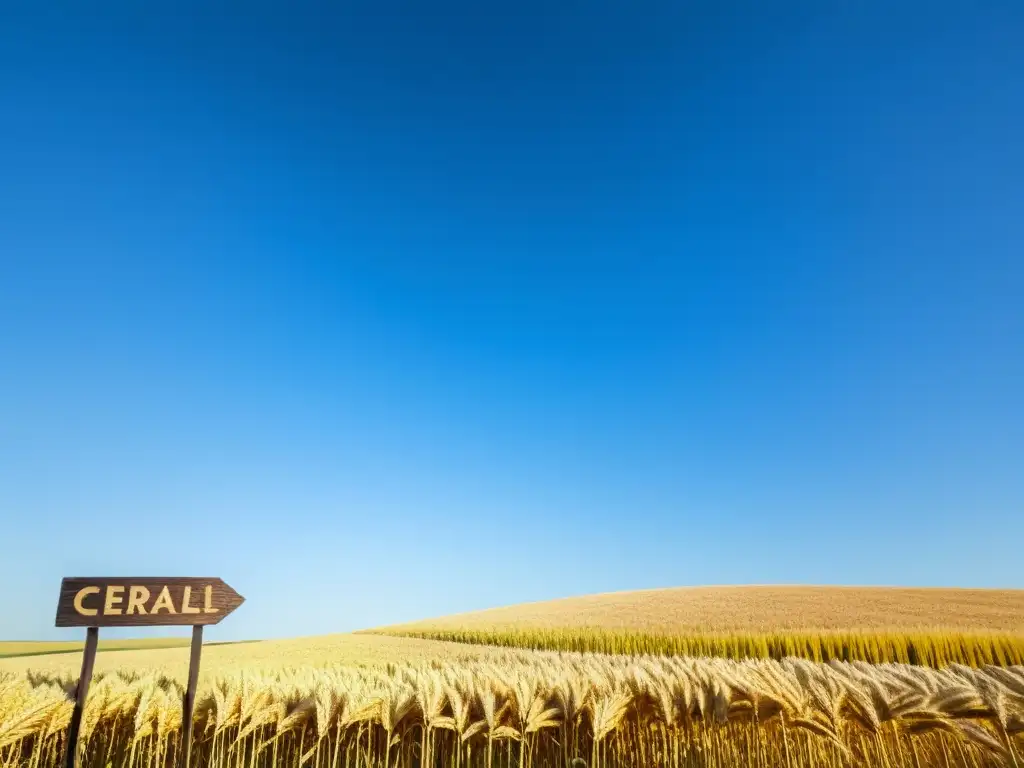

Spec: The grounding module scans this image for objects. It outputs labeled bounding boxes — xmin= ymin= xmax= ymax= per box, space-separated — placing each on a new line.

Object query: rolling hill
xmin=374 ymin=585 xmax=1024 ymax=634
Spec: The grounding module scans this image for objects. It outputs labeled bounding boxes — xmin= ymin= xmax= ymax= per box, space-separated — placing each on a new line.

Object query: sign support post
xmin=179 ymin=625 xmax=204 ymax=768
xmin=55 ymin=577 xmax=243 ymax=768
xmin=64 ymin=626 xmax=99 ymax=768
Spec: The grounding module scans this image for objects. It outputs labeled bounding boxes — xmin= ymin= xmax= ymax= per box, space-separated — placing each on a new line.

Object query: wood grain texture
xmin=64 ymin=626 xmax=98 ymax=768
xmin=55 ymin=577 xmax=244 ymax=627
xmin=178 ymin=626 xmax=204 ymax=768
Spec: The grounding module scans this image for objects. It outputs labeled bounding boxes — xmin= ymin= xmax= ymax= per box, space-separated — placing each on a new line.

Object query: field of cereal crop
xmin=3 ymin=586 xmax=1023 ymax=767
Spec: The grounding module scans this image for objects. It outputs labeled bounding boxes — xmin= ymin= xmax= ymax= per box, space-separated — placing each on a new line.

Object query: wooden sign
xmin=56 ymin=576 xmax=243 ymax=768
xmin=55 ymin=577 xmax=244 ymax=627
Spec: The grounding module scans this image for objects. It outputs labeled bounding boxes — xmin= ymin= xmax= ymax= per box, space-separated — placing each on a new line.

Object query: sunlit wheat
xmin=2 ymin=650 xmax=1023 ymax=767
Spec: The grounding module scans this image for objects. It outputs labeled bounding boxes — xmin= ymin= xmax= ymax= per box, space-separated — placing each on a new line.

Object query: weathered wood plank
xmin=64 ymin=626 xmax=98 ymax=768
xmin=179 ymin=625 xmax=204 ymax=768
xmin=55 ymin=577 xmax=244 ymax=627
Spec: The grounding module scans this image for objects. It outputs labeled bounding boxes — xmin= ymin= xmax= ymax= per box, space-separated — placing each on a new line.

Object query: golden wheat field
xmin=380 ymin=587 xmax=1024 ymax=634
xmin=373 ymin=587 xmax=1024 ymax=667
xmin=0 ymin=635 xmax=504 ymax=679
xmin=3 ymin=649 xmax=1024 ymax=768
xmin=0 ymin=640 xmax=191 ymax=660
xmin=3 ymin=586 xmax=1024 ymax=767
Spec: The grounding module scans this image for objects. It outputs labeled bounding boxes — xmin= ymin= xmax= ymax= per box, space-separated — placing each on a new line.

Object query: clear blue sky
xmin=1 ymin=1 xmax=1021 ymax=642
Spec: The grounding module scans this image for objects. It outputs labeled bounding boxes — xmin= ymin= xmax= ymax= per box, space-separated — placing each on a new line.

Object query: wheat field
xmin=0 ymin=640 xmax=191 ymax=660
xmin=3 ymin=649 xmax=1024 ymax=768
xmin=4 ymin=586 xmax=1024 ymax=766
xmin=380 ymin=586 xmax=1024 ymax=635
xmin=372 ymin=586 xmax=1024 ymax=668
xmin=0 ymin=635 xmax=504 ymax=679
xmin=374 ymin=627 xmax=1024 ymax=667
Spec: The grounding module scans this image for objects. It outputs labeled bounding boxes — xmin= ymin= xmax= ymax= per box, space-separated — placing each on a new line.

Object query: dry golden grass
xmin=0 ymin=633 xmax=504 ymax=678
xmin=371 ymin=587 xmax=1024 ymax=667
xmin=0 ymin=638 xmax=190 ymax=659
xmin=380 ymin=626 xmax=1024 ymax=666
xmin=381 ymin=586 xmax=1024 ymax=635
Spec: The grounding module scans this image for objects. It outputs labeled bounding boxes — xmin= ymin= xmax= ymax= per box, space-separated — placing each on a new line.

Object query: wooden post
xmin=179 ymin=625 xmax=204 ymax=768
xmin=64 ymin=626 xmax=99 ymax=768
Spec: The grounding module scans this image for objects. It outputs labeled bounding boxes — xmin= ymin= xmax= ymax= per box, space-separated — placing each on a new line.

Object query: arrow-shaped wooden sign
xmin=55 ymin=576 xmax=244 ymax=768
xmin=56 ymin=576 xmax=244 ymax=627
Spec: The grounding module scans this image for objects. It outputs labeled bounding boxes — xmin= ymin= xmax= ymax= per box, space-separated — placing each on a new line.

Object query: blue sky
xmin=1 ymin=1 xmax=1021 ymax=641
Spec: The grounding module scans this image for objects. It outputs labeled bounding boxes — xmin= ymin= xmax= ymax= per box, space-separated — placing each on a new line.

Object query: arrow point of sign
xmin=216 ymin=579 xmax=245 ymax=616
